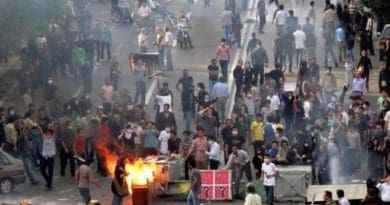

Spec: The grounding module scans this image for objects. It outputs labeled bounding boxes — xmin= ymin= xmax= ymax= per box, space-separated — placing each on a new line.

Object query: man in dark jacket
xmin=250 ymin=41 xmax=269 ymax=86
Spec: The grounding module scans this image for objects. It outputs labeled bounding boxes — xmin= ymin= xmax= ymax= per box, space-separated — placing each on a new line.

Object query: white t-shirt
xmin=164 ymin=31 xmax=174 ymax=46
xmin=158 ymin=130 xmax=170 ymax=154
xmin=377 ymin=183 xmax=390 ymax=202
xmin=338 ymin=197 xmax=350 ymax=205
xmin=275 ymin=10 xmax=287 ymax=25
xmin=293 ymin=30 xmax=306 ymax=49
xmin=156 ymin=95 xmax=172 ymax=112
xmin=261 ymin=162 xmax=277 ymax=186
xmin=266 ymin=95 xmax=280 ymax=112
xmin=138 ymin=6 xmax=151 ymax=17
xmin=384 ymin=111 xmax=390 ymax=132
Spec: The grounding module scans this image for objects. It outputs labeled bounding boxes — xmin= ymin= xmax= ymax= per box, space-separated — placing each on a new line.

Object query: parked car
xmin=0 ymin=150 xmax=26 ymax=194
xmin=378 ymin=24 xmax=390 ymax=61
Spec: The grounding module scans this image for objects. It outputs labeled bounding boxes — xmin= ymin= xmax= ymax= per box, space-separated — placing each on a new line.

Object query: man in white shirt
xmin=352 ymin=71 xmax=366 ymax=96
xmin=336 ymin=189 xmax=350 ymax=205
xmin=158 ymin=125 xmax=171 ymax=155
xmin=137 ymin=2 xmax=152 ymax=28
xmin=266 ymin=89 xmax=280 ymax=113
xmin=273 ymin=4 xmax=287 ymax=34
xmin=164 ymin=27 xmax=174 ymax=70
xmin=377 ymin=174 xmax=390 ymax=203
xmin=303 ymin=96 xmax=313 ymax=120
xmin=293 ymin=25 xmax=306 ymax=67
xmin=205 ymin=136 xmax=221 ymax=170
xmin=385 ymin=110 xmax=390 ymax=135
xmin=261 ymin=154 xmax=278 ymax=205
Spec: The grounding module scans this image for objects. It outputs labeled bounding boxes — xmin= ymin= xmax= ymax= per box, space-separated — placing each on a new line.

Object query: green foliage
xmin=0 ymin=0 xmax=66 ymax=53
xmin=361 ymin=0 xmax=390 ymax=23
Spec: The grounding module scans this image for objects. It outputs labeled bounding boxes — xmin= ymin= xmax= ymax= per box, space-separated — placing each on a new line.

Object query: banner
xmin=199 ymin=170 xmax=232 ymax=200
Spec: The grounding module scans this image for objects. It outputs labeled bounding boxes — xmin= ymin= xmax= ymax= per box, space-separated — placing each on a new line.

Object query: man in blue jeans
xmin=261 ymin=154 xmax=278 ymax=205
xmin=187 ymin=164 xmax=202 ymax=205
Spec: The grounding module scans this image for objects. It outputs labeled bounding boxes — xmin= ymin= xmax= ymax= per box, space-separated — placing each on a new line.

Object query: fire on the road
xmin=96 ymin=141 xmax=157 ymax=193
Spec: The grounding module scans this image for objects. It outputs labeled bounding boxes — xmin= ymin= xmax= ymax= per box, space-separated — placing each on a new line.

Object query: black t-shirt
xmin=178 ymin=76 xmax=194 ymax=92
xmin=208 ymin=65 xmax=219 ymax=80
xmin=168 ymin=137 xmax=181 ymax=154
xmin=282 ymin=33 xmax=295 ymax=51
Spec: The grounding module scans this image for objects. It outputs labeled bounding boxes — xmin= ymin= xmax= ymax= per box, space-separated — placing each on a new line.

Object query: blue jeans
xmin=22 ymin=156 xmax=38 ymax=184
xmin=224 ymin=25 xmax=232 ymax=44
xmin=295 ymin=48 xmax=305 ymax=66
xmin=347 ymin=49 xmax=354 ymax=61
xmin=112 ymin=194 xmax=123 ymax=205
xmin=209 ymin=80 xmax=217 ymax=93
xmin=187 ymin=190 xmax=200 ymax=205
xmin=264 ymin=185 xmax=274 ymax=205
xmin=324 ymin=45 xmax=337 ymax=66
xmin=219 ymin=60 xmax=229 ymax=78
xmin=40 ymin=156 xmax=55 ymax=188
xmin=183 ymin=110 xmax=194 ymax=132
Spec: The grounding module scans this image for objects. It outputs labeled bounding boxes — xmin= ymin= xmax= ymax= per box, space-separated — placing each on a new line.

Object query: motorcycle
xmin=111 ymin=0 xmax=135 ymax=23
xmin=155 ymin=0 xmax=177 ymax=28
xmin=176 ymin=26 xmax=192 ymax=49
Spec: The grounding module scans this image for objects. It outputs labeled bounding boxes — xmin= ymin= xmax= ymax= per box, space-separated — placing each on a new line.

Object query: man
xmin=303 ymin=17 xmax=317 ymax=59
xmin=158 ymin=125 xmax=171 ymax=155
xmin=207 ymin=59 xmax=220 ymax=92
xmin=100 ymin=79 xmax=114 ymax=114
xmin=282 ymin=30 xmax=295 ymax=73
xmin=286 ymin=10 xmax=299 ymax=33
xmin=176 ymin=69 xmax=194 ymax=94
xmin=187 ymin=126 xmax=209 ymax=169
xmin=250 ymin=114 xmax=265 ymax=152
xmin=155 ymin=104 xmax=177 ymax=131
xmin=187 ymin=164 xmax=202 ymax=205
xmin=71 ymin=43 xmax=86 ymax=82
xmin=257 ymin=0 xmax=266 ymax=33
xmin=180 ymin=130 xmax=193 ymax=180
xmin=261 ymin=154 xmax=278 ymax=205
xmin=211 ymin=76 xmax=229 ymax=121
xmin=137 ymin=2 xmax=152 ymax=29
xmin=352 ymin=71 xmax=366 ymax=97
xmin=164 ymin=27 xmax=174 ymax=70
xmin=196 ymin=107 xmax=219 ymax=138
xmin=216 ymin=39 xmax=230 ymax=78
xmin=246 ymin=33 xmax=259 ymax=55
xmin=336 ymin=25 xmax=347 ymax=64
xmin=76 ymin=159 xmax=101 ymax=204
xmin=100 ymin=22 xmax=112 ymax=61
xmin=221 ymin=8 xmax=233 ymax=44
xmin=177 ymin=10 xmax=193 ymax=48
xmin=132 ymin=59 xmax=147 ymax=106
xmin=337 ymin=189 xmax=350 ymax=205
xmin=323 ymin=26 xmax=339 ymax=68
xmin=250 ymin=41 xmax=269 ymax=85
xmin=205 ymin=136 xmax=221 ymax=169
xmin=224 ymin=144 xmax=252 ymax=198
xmin=377 ymin=174 xmax=390 ymax=204
xmin=323 ymin=190 xmax=337 ymax=205
xmin=293 ymin=25 xmax=306 ymax=69
xmin=60 ymin=121 xmax=76 ymax=177
xmin=168 ymin=130 xmax=181 ymax=154
xmin=273 ymin=4 xmax=288 ymax=34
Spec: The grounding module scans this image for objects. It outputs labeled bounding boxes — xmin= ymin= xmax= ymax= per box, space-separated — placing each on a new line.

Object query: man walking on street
xmin=100 ymin=22 xmax=112 ymax=61
xmin=257 ymin=0 xmax=266 ymax=34
xmin=164 ymin=27 xmax=174 ymax=70
xmin=250 ymin=41 xmax=268 ymax=85
xmin=76 ymin=159 xmax=101 ymax=204
xmin=187 ymin=164 xmax=202 ymax=205
xmin=211 ymin=76 xmax=229 ymax=121
xmin=216 ymin=39 xmax=230 ymax=78
xmin=208 ymin=59 xmax=220 ymax=92
xmin=132 ymin=59 xmax=147 ymax=106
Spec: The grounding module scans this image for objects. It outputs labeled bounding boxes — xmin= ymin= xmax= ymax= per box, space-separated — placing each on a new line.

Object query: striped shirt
xmin=180 ymin=138 xmax=192 ymax=155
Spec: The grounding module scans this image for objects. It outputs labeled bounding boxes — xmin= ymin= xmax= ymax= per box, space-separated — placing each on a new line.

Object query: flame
xmin=96 ymin=138 xmax=158 ymax=193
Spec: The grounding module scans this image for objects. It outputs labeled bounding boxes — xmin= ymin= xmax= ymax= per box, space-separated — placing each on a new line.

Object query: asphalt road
xmin=0 ymin=0 xmax=382 ymax=204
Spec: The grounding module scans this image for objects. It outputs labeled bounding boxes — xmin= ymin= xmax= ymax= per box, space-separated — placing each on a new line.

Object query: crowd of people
xmin=1 ymin=0 xmax=390 ymax=205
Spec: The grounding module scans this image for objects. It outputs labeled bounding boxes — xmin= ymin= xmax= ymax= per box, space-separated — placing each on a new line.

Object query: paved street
xmin=0 ymin=0 xmax=384 ymax=204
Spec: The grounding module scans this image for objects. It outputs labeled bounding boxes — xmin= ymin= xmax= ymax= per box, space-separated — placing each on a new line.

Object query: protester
xmin=76 ymin=159 xmax=101 ymax=204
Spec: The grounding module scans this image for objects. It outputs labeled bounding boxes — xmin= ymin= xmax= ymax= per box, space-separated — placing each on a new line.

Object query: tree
xmin=361 ymin=0 xmax=390 ymax=24
xmin=0 ymin=0 xmax=66 ymax=54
